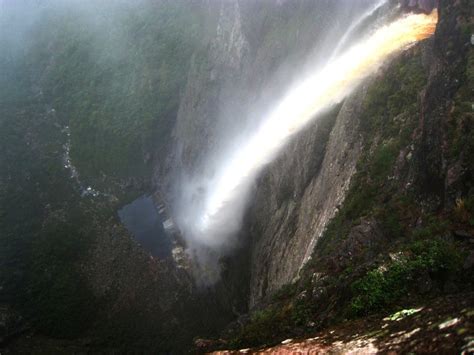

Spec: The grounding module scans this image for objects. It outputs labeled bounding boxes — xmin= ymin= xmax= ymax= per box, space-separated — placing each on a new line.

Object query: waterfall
xmin=329 ymin=0 xmax=389 ymax=60
xmin=176 ymin=6 xmax=438 ymax=256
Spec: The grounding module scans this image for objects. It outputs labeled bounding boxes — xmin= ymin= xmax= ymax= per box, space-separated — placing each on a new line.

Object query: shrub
xmin=230 ymin=306 xmax=292 ymax=348
xmin=349 ymin=237 xmax=464 ymax=316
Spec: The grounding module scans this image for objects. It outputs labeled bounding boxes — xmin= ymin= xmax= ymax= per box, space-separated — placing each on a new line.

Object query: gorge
xmin=0 ymin=0 xmax=473 ymax=353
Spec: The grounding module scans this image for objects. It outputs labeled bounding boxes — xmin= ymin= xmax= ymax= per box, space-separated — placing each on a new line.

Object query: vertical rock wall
xmin=160 ymin=0 xmax=392 ymax=307
xmin=247 ymin=88 xmax=369 ymax=305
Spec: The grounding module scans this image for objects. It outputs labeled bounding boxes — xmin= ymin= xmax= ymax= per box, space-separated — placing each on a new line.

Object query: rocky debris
xmin=210 ymin=293 xmax=474 ymax=354
xmin=329 ymin=218 xmax=386 ymax=272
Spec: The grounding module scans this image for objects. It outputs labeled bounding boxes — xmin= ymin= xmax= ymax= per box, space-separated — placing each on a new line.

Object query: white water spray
xmin=330 ymin=0 xmax=388 ymax=59
xmin=179 ymin=11 xmax=437 ymax=252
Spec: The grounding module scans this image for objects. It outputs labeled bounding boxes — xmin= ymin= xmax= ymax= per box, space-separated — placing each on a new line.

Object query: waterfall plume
xmin=175 ymin=9 xmax=438 ymax=268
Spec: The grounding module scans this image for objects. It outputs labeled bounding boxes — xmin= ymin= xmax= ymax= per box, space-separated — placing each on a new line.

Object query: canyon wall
xmin=161 ymin=0 xmax=391 ymax=306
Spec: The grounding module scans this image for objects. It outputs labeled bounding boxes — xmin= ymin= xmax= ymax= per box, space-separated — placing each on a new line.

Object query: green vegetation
xmin=349 ymin=236 xmax=464 ymax=316
xmin=0 ymin=42 xmax=99 ymax=338
xmin=229 ymin=306 xmax=293 ymax=348
xmin=315 ymin=53 xmax=428 ymax=258
xmin=0 ymin=2 xmax=213 ymax=347
xmin=32 ymin=2 xmax=204 ymax=184
xmin=0 ymin=4 xmax=216 ymax=346
xmin=360 ymin=54 xmax=426 ymax=141
xmin=385 ymin=307 xmax=422 ymax=321
xmin=0 ymin=62 xmax=129 ymax=338
xmin=225 ymin=43 xmax=474 ymax=349
xmin=22 ymin=213 xmax=97 ymax=336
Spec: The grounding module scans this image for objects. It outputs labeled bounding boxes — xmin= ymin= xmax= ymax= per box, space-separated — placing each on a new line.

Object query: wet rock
xmin=400 ymin=0 xmax=438 ymax=14
xmin=331 ymin=218 xmax=386 ymax=271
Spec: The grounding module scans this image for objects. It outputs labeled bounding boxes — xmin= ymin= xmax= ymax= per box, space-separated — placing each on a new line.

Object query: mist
xmin=0 ymin=0 xmax=200 ymax=77
xmin=172 ymin=0 xmax=437 ymax=281
xmin=1 ymin=0 xmax=437 ymax=286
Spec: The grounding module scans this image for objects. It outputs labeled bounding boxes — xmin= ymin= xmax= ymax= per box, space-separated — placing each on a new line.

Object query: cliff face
xmin=163 ymin=0 xmax=473 ymax=349
xmin=413 ymin=0 xmax=472 ymax=207
xmin=247 ymin=88 xmax=367 ymax=306
xmin=162 ymin=0 xmax=387 ymax=306
xmin=205 ymin=0 xmax=473 ymax=350
xmin=171 ymin=1 xmax=249 ymax=175
xmin=163 ymin=0 xmax=379 ymax=184
xmin=245 ymin=0 xmax=464 ymax=307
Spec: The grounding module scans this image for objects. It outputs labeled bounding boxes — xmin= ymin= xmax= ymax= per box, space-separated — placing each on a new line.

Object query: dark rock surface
xmin=412 ymin=0 xmax=471 ymax=208
xmin=400 ymin=0 xmax=438 ymax=14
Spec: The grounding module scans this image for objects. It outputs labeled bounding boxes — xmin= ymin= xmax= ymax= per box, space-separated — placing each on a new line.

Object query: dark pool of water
xmin=118 ymin=195 xmax=172 ymax=258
